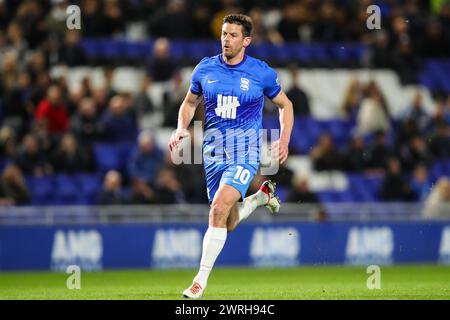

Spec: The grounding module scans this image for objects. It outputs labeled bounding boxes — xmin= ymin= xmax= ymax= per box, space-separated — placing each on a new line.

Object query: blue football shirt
xmin=190 ymin=54 xmax=281 ymax=163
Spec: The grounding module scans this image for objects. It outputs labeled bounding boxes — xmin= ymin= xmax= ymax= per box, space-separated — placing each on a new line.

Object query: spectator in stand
xmin=248 ymin=6 xmax=283 ymax=44
xmin=129 ymin=179 xmax=156 ymax=205
xmin=0 ymin=51 xmax=19 ymax=100
xmin=45 ymin=0 xmax=70 ymax=38
xmin=98 ymin=94 xmax=137 ymax=143
xmin=422 ymin=177 xmax=450 ymax=219
xmin=0 ymin=126 xmax=17 ymax=159
xmin=96 ymin=170 xmax=126 ymax=205
xmin=102 ymin=0 xmax=126 ymax=37
xmin=418 ymin=20 xmax=450 ymax=58
xmin=35 ymin=84 xmax=70 ymax=135
xmin=399 ymin=135 xmax=432 ymax=172
xmin=410 ymin=164 xmax=432 ymax=201
xmin=356 ymin=80 xmax=390 ymax=136
xmin=133 ymin=77 xmax=154 ymax=119
xmin=400 ymin=90 xmax=431 ymax=132
xmin=154 ymin=168 xmax=186 ymax=204
xmin=341 ymin=75 xmax=363 ymax=118
xmin=428 ymin=123 xmax=450 ymax=159
xmin=396 ymin=119 xmax=421 ymax=151
xmin=286 ymin=65 xmax=310 ymax=117
xmin=57 ymin=30 xmax=87 ymax=66
xmin=147 ymin=0 xmax=193 ymax=39
xmin=146 ymin=37 xmax=177 ymax=83
xmin=171 ymin=126 xmax=208 ymax=203
xmin=342 ymin=134 xmax=367 ymax=172
xmin=287 ymin=177 xmax=319 ymax=203
xmin=128 ymin=130 xmax=164 ymax=185
xmin=6 ymin=21 xmax=28 ymax=62
xmin=276 ymin=2 xmax=301 ymax=42
xmin=287 ymin=176 xmax=328 ymax=221
xmin=310 ymin=133 xmax=342 ymax=171
xmin=51 ymin=133 xmax=91 ymax=173
xmin=70 ymin=97 xmax=100 ymax=147
xmin=369 ymin=30 xmax=392 ymax=69
xmin=379 ymin=157 xmax=416 ymax=201
xmin=366 ymin=130 xmax=393 ymax=171
xmin=13 ymin=133 xmax=51 ymax=177
xmin=272 ymin=162 xmax=295 ymax=187
xmin=162 ymin=72 xmax=187 ymax=127
xmin=0 ymin=164 xmax=30 ymax=206
xmin=391 ymin=35 xmax=421 ymax=85
xmin=1 ymin=70 xmax=34 ymax=137
xmin=80 ymin=0 xmax=106 ymax=37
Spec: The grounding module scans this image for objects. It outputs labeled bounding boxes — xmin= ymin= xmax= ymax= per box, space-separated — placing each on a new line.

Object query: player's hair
xmin=223 ymin=14 xmax=253 ymax=37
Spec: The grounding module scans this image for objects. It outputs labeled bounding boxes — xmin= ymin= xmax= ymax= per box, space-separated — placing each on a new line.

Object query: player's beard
xmin=223 ymin=44 xmax=243 ymax=60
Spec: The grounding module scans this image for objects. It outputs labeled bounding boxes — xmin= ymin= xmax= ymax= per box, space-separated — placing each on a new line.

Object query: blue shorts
xmin=205 ymin=162 xmax=258 ymax=203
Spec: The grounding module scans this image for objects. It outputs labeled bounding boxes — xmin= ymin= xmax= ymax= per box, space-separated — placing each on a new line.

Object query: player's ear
xmin=243 ymin=36 xmax=252 ymax=48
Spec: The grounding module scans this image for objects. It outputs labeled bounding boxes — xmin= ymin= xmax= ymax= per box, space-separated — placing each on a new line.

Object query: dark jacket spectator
xmin=13 ymin=133 xmax=50 ymax=176
xmin=310 ymin=133 xmax=342 ymax=171
xmin=96 ymin=170 xmax=127 ymax=205
xmin=57 ymin=30 xmax=87 ymax=66
xmin=70 ymin=97 xmax=101 ymax=146
xmin=286 ymin=67 xmax=310 ymax=117
xmin=399 ymin=136 xmax=432 ymax=172
xmin=379 ymin=158 xmax=416 ymax=201
xmin=366 ymin=130 xmax=393 ymax=171
xmin=342 ymin=135 xmax=367 ymax=172
xmin=287 ymin=178 xmax=328 ymax=221
xmin=428 ymin=123 xmax=450 ymax=159
xmin=51 ymin=133 xmax=91 ymax=173
xmin=129 ymin=179 xmax=156 ymax=204
xmin=154 ymin=168 xmax=185 ymax=204
xmin=0 ymin=164 xmax=30 ymax=205
xmin=146 ymin=37 xmax=177 ymax=82
xmin=272 ymin=163 xmax=295 ymax=187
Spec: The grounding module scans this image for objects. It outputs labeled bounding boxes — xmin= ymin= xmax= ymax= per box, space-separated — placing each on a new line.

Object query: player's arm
xmin=168 ymin=91 xmax=202 ymax=152
xmin=271 ymin=90 xmax=294 ymax=164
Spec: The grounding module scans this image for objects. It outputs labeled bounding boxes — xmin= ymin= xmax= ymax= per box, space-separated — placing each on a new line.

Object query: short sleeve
xmin=263 ymin=66 xmax=281 ymax=99
xmin=190 ymin=58 xmax=207 ymax=95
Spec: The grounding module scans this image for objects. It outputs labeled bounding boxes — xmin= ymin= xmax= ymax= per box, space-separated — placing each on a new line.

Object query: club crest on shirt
xmin=240 ymin=78 xmax=250 ymax=91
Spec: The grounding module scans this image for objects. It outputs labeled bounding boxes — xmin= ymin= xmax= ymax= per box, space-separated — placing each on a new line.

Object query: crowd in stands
xmin=0 ymin=0 xmax=449 ymax=214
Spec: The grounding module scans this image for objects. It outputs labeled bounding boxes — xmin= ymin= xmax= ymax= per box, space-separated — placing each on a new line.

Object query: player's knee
xmin=210 ymin=202 xmax=229 ymax=226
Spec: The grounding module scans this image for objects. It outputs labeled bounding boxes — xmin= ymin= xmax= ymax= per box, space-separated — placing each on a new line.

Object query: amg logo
xmin=216 ymin=94 xmax=240 ymax=119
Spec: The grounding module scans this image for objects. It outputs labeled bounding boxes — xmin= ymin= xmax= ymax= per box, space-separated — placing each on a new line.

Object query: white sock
xmin=238 ymin=190 xmax=269 ymax=222
xmin=195 ymin=226 xmax=227 ymax=288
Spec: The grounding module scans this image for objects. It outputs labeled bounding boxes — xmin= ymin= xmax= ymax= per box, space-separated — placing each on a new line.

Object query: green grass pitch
xmin=1 ymin=265 xmax=449 ymax=300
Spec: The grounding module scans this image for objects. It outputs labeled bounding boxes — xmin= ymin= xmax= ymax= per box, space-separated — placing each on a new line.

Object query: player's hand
xmin=168 ymin=129 xmax=190 ymax=152
xmin=271 ymin=139 xmax=289 ymax=164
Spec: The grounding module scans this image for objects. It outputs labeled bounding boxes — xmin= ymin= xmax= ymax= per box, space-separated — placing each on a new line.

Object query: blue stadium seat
xmin=80 ymin=40 xmax=100 ymax=59
xmin=125 ymin=42 xmax=150 ymax=60
xmin=27 ymin=176 xmax=54 ymax=205
xmin=98 ymin=40 xmax=126 ymax=60
xmin=54 ymin=174 xmax=81 ymax=204
xmin=93 ymin=143 xmax=123 ymax=172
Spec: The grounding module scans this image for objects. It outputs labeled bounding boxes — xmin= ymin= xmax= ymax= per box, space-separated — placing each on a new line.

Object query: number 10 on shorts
xmin=234 ymin=166 xmax=251 ymax=184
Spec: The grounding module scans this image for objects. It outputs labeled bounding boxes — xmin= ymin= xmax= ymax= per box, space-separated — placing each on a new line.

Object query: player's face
xmin=221 ymin=23 xmax=251 ymax=59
